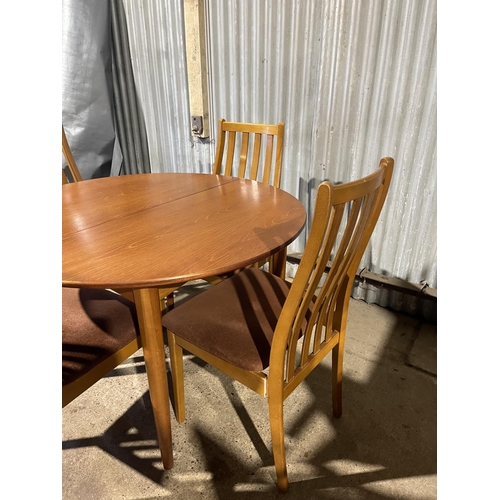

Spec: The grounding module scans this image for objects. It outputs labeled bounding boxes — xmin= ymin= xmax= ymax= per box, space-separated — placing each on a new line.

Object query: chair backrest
xmin=62 ymin=126 xmax=83 ymax=184
xmin=212 ymin=118 xmax=284 ymax=187
xmin=269 ymin=157 xmax=394 ymax=394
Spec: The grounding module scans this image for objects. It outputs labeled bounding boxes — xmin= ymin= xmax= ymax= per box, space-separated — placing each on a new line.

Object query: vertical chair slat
xmin=273 ymin=123 xmax=284 ymax=187
xmin=238 ymin=132 xmax=250 ymax=178
xmin=262 ymin=134 xmax=274 ymax=184
xmin=224 ymin=131 xmax=237 ymax=176
xmin=212 ymin=119 xmax=226 ymax=175
xmin=250 ymin=134 xmax=262 ymax=181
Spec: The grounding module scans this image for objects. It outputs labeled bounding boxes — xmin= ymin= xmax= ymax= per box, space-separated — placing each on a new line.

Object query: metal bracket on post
xmin=191 ymin=116 xmax=203 ymax=135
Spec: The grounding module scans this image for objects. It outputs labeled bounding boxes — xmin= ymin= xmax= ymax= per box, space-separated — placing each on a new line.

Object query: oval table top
xmin=63 ymin=173 xmax=307 ymax=290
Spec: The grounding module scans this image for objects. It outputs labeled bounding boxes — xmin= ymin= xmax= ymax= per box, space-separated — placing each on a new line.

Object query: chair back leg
xmin=268 ymin=386 xmax=289 ymax=491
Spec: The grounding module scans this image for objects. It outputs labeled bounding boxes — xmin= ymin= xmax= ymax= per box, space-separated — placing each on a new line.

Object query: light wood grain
xmin=133 ymin=287 xmax=174 ymax=469
xmin=63 ymin=174 xmax=305 ymax=289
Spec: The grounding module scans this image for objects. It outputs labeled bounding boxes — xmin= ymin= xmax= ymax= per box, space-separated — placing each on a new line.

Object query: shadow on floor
xmin=62 ymin=296 xmax=436 ymax=499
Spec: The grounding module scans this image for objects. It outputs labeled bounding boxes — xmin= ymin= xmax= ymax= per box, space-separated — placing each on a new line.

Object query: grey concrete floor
xmin=62 ymin=282 xmax=437 ymax=499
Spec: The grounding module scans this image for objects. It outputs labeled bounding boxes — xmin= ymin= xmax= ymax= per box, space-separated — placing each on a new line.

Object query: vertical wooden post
xmin=184 ymin=0 xmax=210 ymax=138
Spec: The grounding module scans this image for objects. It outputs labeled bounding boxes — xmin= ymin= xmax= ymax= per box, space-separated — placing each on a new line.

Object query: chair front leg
xmin=167 ymin=330 xmax=186 ymax=423
xmin=269 ymin=249 xmax=287 ymax=279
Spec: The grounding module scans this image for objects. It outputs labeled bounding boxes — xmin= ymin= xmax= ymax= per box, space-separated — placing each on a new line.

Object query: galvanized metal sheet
xmin=120 ymin=0 xmax=437 ymax=319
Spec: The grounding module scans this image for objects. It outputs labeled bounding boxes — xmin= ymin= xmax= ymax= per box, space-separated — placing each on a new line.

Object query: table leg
xmin=270 ymin=248 xmax=287 ymax=279
xmin=133 ymin=287 xmax=174 ymax=470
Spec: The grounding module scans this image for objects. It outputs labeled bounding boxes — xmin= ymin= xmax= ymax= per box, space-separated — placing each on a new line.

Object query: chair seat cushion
xmin=162 ymin=268 xmax=292 ymax=372
xmin=62 ymin=288 xmax=139 ymax=386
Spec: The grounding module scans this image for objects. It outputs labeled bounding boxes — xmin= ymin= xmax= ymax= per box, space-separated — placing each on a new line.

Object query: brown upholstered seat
xmin=62 ymin=288 xmax=139 ymax=387
xmin=164 ymin=268 xmax=314 ymax=372
xmin=162 ymin=158 xmax=394 ymax=492
xmin=163 ymin=268 xmax=290 ymax=372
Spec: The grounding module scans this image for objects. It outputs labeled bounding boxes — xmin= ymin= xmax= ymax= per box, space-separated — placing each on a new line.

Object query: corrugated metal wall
xmin=120 ymin=0 xmax=437 ymax=319
xmin=121 ymin=0 xmax=213 ymax=173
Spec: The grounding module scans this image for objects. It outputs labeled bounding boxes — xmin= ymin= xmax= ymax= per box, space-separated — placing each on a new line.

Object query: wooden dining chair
xmin=213 ymin=118 xmax=286 ymax=273
xmin=62 ymin=127 xmax=143 ymax=406
xmin=62 ymin=288 xmax=141 ymax=407
xmin=159 ymin=119 xmax=285 ymax=312
xmin=162 ymin=157 xmax=394 ymax=491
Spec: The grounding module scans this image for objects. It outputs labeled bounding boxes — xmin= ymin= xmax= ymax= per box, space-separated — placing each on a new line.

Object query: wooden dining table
xmin=62 ymin=172 xmax=307 ymax=469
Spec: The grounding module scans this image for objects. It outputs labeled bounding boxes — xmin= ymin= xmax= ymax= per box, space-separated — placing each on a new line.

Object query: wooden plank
xmin=183 ymin=0 xmax=210 ymax=137
xmin=287 ymin=252 xmax=437 ymax=301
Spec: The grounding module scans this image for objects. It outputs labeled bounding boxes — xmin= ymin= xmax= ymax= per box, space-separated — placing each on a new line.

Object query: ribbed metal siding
xmin=121 ymin=0 xmax=437 ymax=319
xmin=207 ymin=0 xmax=436 ymax=318
xmin=120 ymin=0 xmax=213 ymax=173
